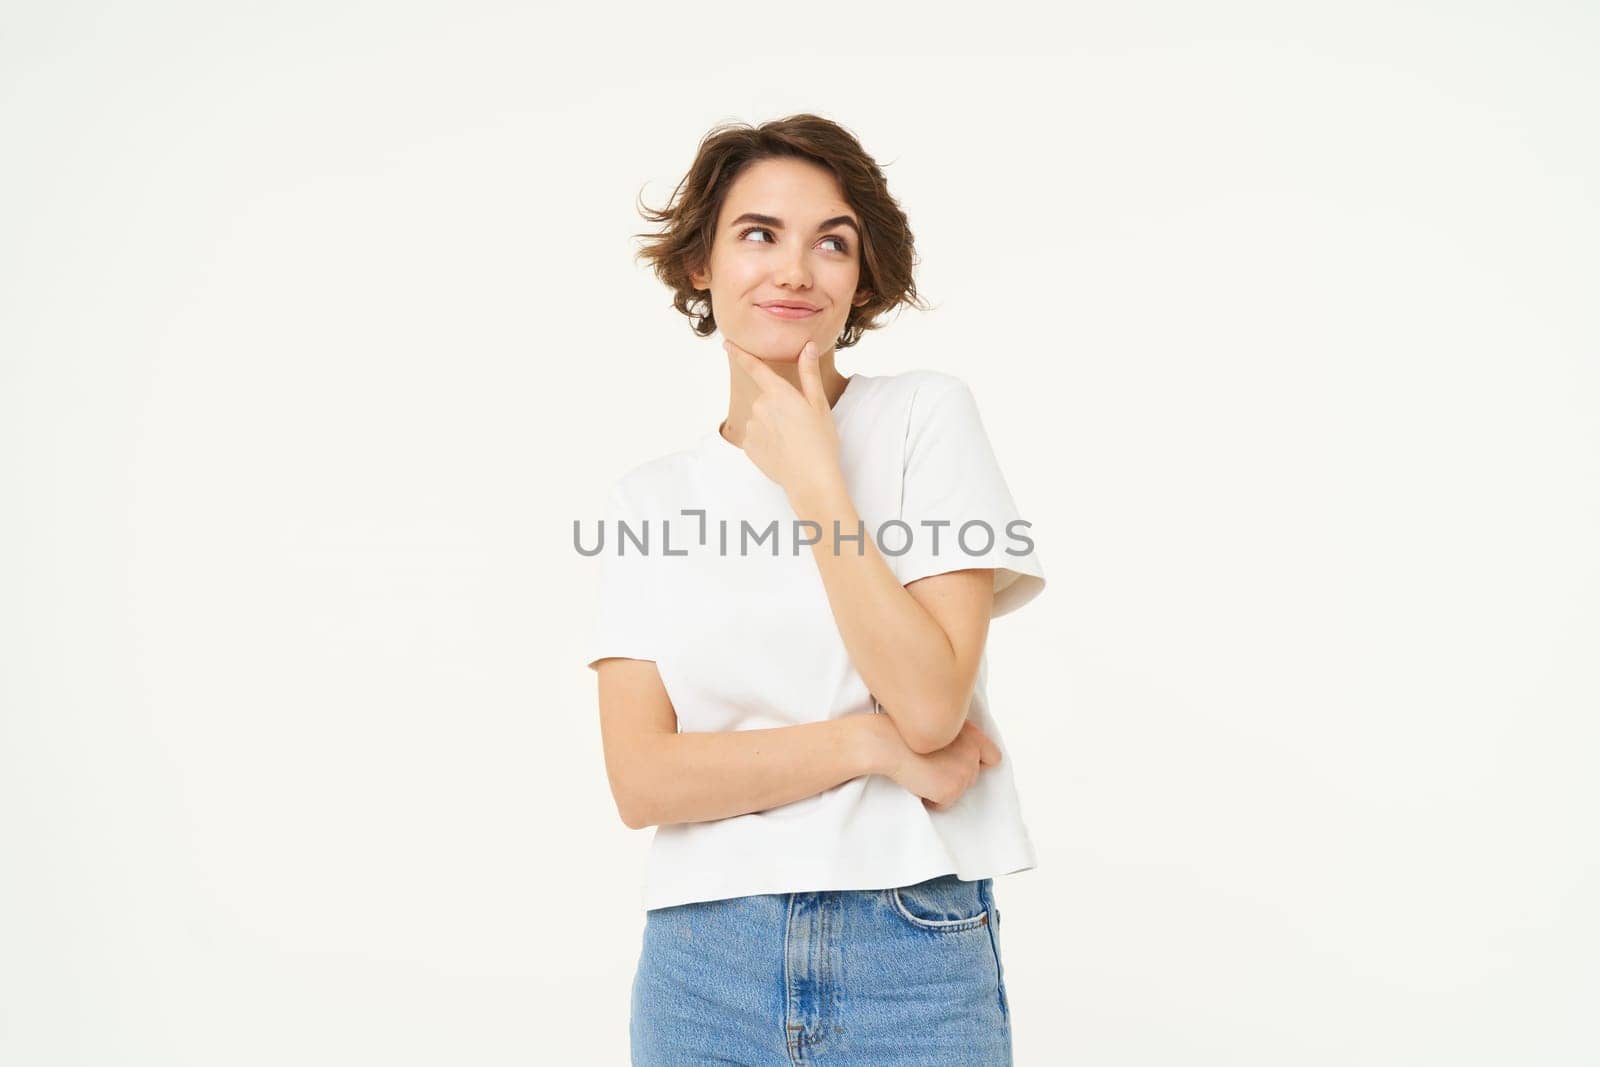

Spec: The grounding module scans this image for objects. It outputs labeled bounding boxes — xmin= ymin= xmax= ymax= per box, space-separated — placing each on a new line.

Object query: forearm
xmin=788 ymin=477 xmax=966 ymax=751
xmin=624 ymin=713 xmax=896 ymax=829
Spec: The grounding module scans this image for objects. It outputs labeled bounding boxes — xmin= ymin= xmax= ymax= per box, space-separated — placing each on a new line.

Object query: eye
xmin=737 ymin=226 xmax=852 ymax=255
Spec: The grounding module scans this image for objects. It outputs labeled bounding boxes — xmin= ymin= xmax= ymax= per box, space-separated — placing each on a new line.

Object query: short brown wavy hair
xmin=632 ymin=113 xmax=933 ymax=350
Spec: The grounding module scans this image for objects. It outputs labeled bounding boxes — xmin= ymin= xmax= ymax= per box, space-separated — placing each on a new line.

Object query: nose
xmin=772 ymin=246 xmax=813 ymax=290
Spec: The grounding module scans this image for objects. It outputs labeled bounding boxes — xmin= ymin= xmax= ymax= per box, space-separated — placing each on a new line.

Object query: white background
xmin=3 ymin=3 xmax=1596 ymax=1064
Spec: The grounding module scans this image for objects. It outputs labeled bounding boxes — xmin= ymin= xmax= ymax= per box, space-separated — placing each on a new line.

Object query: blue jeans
xmin=630 ymin=873 xmax=1012 ymax=1065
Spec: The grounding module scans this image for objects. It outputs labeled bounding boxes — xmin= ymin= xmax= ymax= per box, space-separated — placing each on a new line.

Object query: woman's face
xmin=690 ymin=157 xmax=870 ymax=362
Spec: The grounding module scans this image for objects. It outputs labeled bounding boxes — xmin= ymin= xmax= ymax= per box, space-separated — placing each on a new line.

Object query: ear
xmin=689 ymin=256 xmax=711 ymax=291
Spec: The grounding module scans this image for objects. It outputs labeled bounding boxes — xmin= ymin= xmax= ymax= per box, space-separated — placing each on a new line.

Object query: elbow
xmin=617 ymin=795 xmax=654 ymax=830
xmin=615 ymin=792 xmax=638 ymax=828
xmin=899 ymin=702 xmax=968 ymax=755
xmin=890 ymin=670 xmax=980 ymax=754
xmin=615 ymin=777 xmax=660 ymax=829
xmin=607 ymin=737 xmax=661 ymax=829
xmin=611 ymin=774 xmax=655 ymax=830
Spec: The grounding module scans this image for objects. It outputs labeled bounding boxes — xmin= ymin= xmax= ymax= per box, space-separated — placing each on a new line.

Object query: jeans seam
xmin=982 ymin=883 xmax=1011 ymax=1030
xmin=784 ymin=893 xmax=803 ymax=1064
xmin=889 ymin=884 xmax=990 ymax=931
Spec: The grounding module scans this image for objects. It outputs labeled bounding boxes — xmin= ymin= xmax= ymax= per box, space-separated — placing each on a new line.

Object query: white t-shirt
xmin=586 ymin=368 xmax=1047 ymax=911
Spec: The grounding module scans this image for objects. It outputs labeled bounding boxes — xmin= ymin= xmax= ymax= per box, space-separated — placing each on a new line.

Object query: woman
xmin=586 ymin=114 xmax=1047 ymax=1065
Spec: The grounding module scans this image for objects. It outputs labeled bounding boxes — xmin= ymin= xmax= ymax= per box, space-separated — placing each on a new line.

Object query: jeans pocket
xmin=888 ymin=873 xmax=991 ymax=932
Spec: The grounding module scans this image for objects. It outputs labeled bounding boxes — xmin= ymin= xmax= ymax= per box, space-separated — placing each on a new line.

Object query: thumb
xmin=797 ymin=342 xmax=827 ymax=412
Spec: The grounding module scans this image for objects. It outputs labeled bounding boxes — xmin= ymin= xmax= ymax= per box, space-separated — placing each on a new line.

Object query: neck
xmin=719 ymin=347 xmax=849 ymax=445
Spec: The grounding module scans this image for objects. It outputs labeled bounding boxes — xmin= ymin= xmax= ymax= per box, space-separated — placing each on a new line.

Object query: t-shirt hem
xmin=640 ymin=854 xmax=1039 ymax=912
xmin=586 ymin=649 xmax=660 ymax=671
xmin=897 ymin=560 xmax=1047 ymax=619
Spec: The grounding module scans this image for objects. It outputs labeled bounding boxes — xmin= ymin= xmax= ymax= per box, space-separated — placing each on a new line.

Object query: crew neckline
xmin=703 ymin=373 xmax=866 ymax=473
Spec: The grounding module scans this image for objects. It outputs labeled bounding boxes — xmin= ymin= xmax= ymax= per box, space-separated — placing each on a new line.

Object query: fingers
xmin=963 ymin=719 xmax=1003 ymax=767
xmin=796 ymin=341 xmax=827 ymax=412
xmin=723 ymin=338 xmax=788 ymax=392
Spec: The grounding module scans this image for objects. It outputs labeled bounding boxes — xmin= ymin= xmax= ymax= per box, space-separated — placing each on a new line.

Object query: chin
xmin=746 ymin=335 xmax=815 ymax=360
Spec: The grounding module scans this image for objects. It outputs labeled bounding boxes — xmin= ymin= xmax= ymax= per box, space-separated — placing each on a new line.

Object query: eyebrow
xmin=728 ymin=212 xmax=860 ymax=238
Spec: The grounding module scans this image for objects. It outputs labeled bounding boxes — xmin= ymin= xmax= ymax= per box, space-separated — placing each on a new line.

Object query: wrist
xmin=786 ymin=468 xmax=849 ymax=519
xmin=853 ymin=712 xmax=903 ymax=779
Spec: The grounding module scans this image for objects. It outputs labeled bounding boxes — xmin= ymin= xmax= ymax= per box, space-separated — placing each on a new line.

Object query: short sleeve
xmin=585 ymin=483 xmax=663 ymax=670
xmin=894 ymin=378 xmax=1047 ymax=619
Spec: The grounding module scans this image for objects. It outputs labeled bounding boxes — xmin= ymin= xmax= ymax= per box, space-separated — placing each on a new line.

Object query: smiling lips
xmin=759 ymin=303 xmax=819 ymax=320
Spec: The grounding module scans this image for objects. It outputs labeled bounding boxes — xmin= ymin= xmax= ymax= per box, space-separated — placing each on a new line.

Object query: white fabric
xmin=585 ymin=368 xmax=1047 ymax=911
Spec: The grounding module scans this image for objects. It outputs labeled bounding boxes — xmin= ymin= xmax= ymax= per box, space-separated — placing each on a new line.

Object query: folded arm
xmin=789 ymin=476 xmax=995 ymax=754
xmin=593 ymin=657 xmax=906 ymax=829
